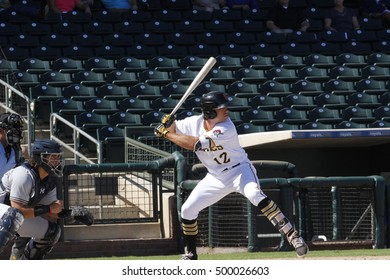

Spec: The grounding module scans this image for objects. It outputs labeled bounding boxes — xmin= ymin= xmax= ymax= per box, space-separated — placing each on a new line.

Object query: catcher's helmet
xmin=31 ymin=139 xmax=64 ymax=177
xmin=0 ymin=113 xmax=24 ymax=145
xmin=200 ymin=91 xmax=229 ymax=120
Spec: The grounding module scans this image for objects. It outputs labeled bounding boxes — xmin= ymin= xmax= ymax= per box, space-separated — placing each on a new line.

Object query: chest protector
xmin=23 ymin=163 xmax=58 ymax=207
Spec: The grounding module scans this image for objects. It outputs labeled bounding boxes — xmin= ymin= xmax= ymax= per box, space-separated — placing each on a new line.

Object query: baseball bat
xmin=169 ymin=57 xmax=216 ymax=116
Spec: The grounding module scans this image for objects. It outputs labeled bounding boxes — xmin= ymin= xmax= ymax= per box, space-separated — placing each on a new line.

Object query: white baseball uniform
xmin=176 ymin=115 xmax=267 ymax=221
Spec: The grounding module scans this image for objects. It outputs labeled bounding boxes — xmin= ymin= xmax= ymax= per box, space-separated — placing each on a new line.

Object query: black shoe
xmin=180 ymin=252 xmax=198 ymax=260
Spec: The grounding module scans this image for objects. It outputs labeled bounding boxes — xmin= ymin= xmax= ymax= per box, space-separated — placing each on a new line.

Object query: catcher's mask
xmin=0 ymin=113 xmax=24 ymax=146
xmin=200 ymin=91 xmax=229 ymax=120
xmin=31 ymin=139 xmax=64 ymax=177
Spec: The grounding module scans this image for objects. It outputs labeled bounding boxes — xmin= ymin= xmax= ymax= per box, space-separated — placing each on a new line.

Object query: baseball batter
xmin=155 ymin=91 xmax=308 ymax=260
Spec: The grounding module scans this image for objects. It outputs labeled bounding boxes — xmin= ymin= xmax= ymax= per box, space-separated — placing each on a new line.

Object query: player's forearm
xmin=165 ymin=133 xmax=198 ymax=151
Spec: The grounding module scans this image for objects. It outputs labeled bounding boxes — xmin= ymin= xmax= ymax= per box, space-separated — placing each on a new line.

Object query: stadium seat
xmin=257 ymin=31 xmax=286 ymax=44
xmin=139 ymin=69 xmax=172 ymax=86
xmin=311 ymin=42 xmax=342 ymax=56
xmin=23 ymin=21 xmax=51 ymax=36
xmin=62 ymin=45 xmax=91 ymax=60
xmin=305 ymin=53 xmax=337 ymax=69
xmin=84 ymin=21 xmax=115 ymax=35
xmin=84 ymin=97 xmax=119 ymax=115
xmin=10 ymin=34 xmax=40 ymax=49
xmin=308 ymin=107 xmax=343 ymax=124
xmin=84 ymin=57 xmax=116 ymax=73
xmin=347 ymin=92 xmax=381 ymax=109
xmin=171 ymin=68 xmax=199 ymax=84
xmin=53 ymin=21 xmax=83 ymax=35
xmin=241 ymin=108 xmax=276 ymax=125
xmin=215 ymin=55 xmax=243 ymax=71
xmin=161 ymin=81 xmax=189 ymax=99
xmin=18 ymin=58 xmax=51 ymax=74
xmin=193 ymin=81 xmax=226 ymax=96
xmin=97 ymin=126 xmax=125 ymax=163
xmin=153 ymin=8 xmax=183 ymax=22
xmin=150 ymin=96 xmax=179 ymax=113
xmin=315 ymin=92 xmax=348 ymax=109
xmin=207 ymin=68 xmax=236 ymax=85
xmin=108 ymin=111 xmax=143 ymax=128
xmin=260 ymin=80 xmax=292 ymax=97
xmin=334 ymin=120 xmax=366 ymax=129
xmin=219 ymin=44 xmax=250 ymax=57
xmin=379 ymin=92 xmax=390 ymax=106
xmin=266 ymin=67 xmax=300 ymax=83
xmin=129 ymin=82 xmax=162 ymax=100
xmin=273 ymin=54 xmax=305 ymax=69
xmin=104 ymin=33 xmax=134 ymax=48
xmin=373 ymin=106 xmax=390 ymax=121
xmin=179 ymin=56 xmax=211 ymax=71
xmin=341 ymin=106 xmax=376 ymax=124
xmin=341 ymin=41 xmax=372 ymax=56
xmin=126 ymin=44 xmax=158 ymax=59
xmin=361 ymin=65 xmax=390 ymax=81
xmin=95 ymin=45 xmax=127 ymax=60
xmin=286 ymin=31 xmax=318 ymax=44
xmin=117 ymin=97 xmax=152 ymax=114
xmin=73 ymin=33 xmax=103 ymax=48
xmin=317 ymin=30 xmax=348 ymax=43
xmin=225 ymin=96 xmax=251 ymax=112
xmin=250 ymin=42 xmax=281 ymax=57
xmin=95 ymin=84 xmax=130 ymax=101
xmin=62 ymin=84 xmax=96 ymax=101
xmin=249 ymin=95 xmax=283 ymax=111
xmin=355 ymin=79 xmax=388 ymax=95
xmin=241 ymin=55 xmax=274 ymax=70
xmin=105 ymin=70 xmax=139 ymax=87
xmin=115 ymin=57 xmax=148 ymax=73
xmin=367 ymin=120 xmax=390 ymax=128
xmin=297 ymin=66 xmax=331 ymax=82
xmin=280 ymin=42 xmax=311 ymax=56
xmin=226 ymin=31 xmax=258 ymax=46
xmin=236 ymin=123 xmax=265 ymax=134
xmin=142 ymin=110 xmax=165 ymax=126
xmin=234 ymin=68 xmax=267 ymax=84
xmin=366 ymin=52 xmax=390 ymax=67
xmin=135 ymin=32 xmax=165 ymax=47
xmin=275 ymin=107 xmax=310 ymax=124
xmin=51 ymin=57 xmax=84 ymax=74
xmin=328 ymin=66 xmax=362 ymax=82
xmin=301 ymin=122 xmax=333 ymax=130
xmin=50 ymin=97 xmax=85 ymax=127
xmin=226 ymin=80 xmax=259 ymax=98
xmin=197 ymin=31 xmax=227 ymax=46
xmin=282 ymin=94 xmax=316 ymax=110
xmin=40 ymin=33 xmax=71 ymax=48
xmin=266 ymin=122 xmax=300 ymax=131
xmin=114 ymin=21 xmax=144 ymax=35
xmin=148 ymin=56 xmax=180 ymax=72
xmin=1 ymin=46 xmax=30 ymax=61
xmin=72 ymin=70 xmax=106 ymax=87
xmin=183 ymin=96 xmax=202 ymax=111
xmin=166 ymin=32 xmax=197 ymax=46
xmin=6 ymin=71 xmax=40 ymax=93
xmin=322 ymin=79 xmax=356 ymax=95
xmin=335 ymin=53 xmax=368 ymax=68
xmin=290 ymin=80 xmax=324 ymax=96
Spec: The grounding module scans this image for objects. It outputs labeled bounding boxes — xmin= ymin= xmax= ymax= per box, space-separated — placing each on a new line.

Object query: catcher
xmin=0 ymin=139 xmax=94 ymax=260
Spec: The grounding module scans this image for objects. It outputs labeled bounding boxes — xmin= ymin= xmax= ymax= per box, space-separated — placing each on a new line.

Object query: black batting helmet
xmin=31 ymin=139 xmax=64 ymax=177
xmin=200 ymin=91 xmax=229 ymax=120
xmin=0 ymin=113 xmax=24 ymax=145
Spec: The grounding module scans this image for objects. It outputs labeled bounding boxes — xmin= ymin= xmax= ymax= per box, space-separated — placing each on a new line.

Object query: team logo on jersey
xmin=197 ymin=137 xmax=223 ymax=152
xmin=212 ymin=129 xmax=223 ymax=137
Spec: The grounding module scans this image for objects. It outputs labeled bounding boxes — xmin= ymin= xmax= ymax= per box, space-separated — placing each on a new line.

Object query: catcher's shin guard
xmin=181 ymin=219 xmax=198 ymax=258
xmin=21 ymin=221 xmax=61 ymax=260
xmin=0 ymin=207 xmax=24 ymax=255
xmin=258 ymin=197 xmax=294 ymax=237
xmin=10 ymin=237 xmax=30 ymax=260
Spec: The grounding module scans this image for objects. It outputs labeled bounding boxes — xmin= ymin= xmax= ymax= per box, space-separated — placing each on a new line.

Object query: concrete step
xmin=63 ymin=222 xmax=162 ymax=241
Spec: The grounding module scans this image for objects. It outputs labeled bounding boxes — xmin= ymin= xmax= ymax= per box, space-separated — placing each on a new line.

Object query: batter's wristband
xmin=34 ymin=205 xmax=51 ymax=216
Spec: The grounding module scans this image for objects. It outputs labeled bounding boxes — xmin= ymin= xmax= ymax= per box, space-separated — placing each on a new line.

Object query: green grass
xmin=74 ymin=248 xmax=390 ymax=260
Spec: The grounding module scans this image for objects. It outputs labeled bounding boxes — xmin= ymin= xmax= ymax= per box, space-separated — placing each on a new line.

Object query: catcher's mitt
xmin=58 ymin=206 xmax=94 ymax=226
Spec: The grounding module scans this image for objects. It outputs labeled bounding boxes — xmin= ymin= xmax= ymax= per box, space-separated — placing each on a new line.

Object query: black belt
xmin=222 ymin=163 xmax=240 ymax=172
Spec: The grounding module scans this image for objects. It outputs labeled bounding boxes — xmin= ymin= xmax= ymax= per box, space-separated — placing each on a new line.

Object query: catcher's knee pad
xmin=21 ymin=221 xmax=61 ymax=260
xmin=0 ymin=207 xmax=24 ymax=255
